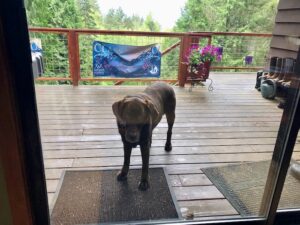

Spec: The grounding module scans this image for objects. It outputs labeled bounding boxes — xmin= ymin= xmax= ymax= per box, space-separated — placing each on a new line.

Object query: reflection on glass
xmin=260 ymin=43 xmax=300 ymax=220
xmin=277 ymin=52 xmax=300 ymax=211
xmin=27 ymin=8 xmax=300 ymax=225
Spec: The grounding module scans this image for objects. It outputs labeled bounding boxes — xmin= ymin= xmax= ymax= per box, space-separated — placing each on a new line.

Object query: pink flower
xmin=186 ymin=44 xmax=222 ymax=64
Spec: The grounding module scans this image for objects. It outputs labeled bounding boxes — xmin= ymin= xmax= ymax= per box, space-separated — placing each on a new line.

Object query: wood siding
xmin=269 ymin=0 xmax=300 ymax=59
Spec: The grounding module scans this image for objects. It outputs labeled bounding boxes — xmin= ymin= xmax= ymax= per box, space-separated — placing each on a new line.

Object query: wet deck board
xmin=36 ymin=73 xmax=300 ymax=221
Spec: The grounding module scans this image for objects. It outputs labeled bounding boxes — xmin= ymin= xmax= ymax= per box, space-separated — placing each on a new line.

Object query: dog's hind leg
xmin=117 ymin=143 xmax=132 ymax=181
xmin=165 ymin=111 xmax=175 ymax=152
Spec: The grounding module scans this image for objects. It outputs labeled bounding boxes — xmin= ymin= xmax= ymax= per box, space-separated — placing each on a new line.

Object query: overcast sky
xmin=97 ymin=0 xmax=187 ymax=29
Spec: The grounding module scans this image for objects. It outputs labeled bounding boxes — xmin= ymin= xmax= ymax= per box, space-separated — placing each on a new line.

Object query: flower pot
xmin=202 ymin=61 xmax=211 ymax=80
xmin=187 ymin=61 xmax=211 ymax=82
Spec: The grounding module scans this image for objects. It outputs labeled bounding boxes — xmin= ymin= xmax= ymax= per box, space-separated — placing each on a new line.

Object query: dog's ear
xmin=112 ymin=99 xmax=125 ymax=122
xmin=144 ymin=99 xmax=159 ymax=119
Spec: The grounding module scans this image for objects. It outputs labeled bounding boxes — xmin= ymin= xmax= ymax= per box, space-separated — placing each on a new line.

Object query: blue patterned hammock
xmin=93 ymin=41 xmax=161 ymax=78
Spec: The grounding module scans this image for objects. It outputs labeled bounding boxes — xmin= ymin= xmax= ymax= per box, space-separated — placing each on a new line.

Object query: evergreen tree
xmin=175 ymin=0 xmax=279 ymax=67
xmin=26 ymin=0 xmax=82 ymax=28
xmin=76 ymin=0 xmax=103 ymax=28
xmin=104 ymin=8 xmax=127 ymax=30
xmin=144 ymin=14 xmax=161 ymax=32
xmin=175 ymin=0 xmax=210 ymax=32
xmin=175 ymin=0 xmax=278 ymax=33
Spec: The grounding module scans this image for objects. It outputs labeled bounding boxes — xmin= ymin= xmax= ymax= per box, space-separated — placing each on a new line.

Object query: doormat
xmin=50 ymin=168 xmax=181 ymax=224
xmin=202 ymin=161 xmax=300 ymax=216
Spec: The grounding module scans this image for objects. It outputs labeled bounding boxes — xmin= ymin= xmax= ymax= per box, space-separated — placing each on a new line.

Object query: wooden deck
xmin=35 ymin=73 xmax=300 ymax=221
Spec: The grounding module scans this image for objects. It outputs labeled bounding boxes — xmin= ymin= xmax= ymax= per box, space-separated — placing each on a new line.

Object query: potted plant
xmin=185 ymin=44 xmax=222 ymax=82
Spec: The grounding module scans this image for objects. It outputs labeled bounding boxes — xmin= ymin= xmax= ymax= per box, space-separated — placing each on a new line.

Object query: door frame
xmin=0 ymin=0 xmax=300 ymax=225
xmin=0 ymin=1 xmax=50 ymax=224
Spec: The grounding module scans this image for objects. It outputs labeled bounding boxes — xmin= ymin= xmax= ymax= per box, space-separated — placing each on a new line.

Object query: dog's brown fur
xmin=112 ymin=82 xmax=176 ymax=190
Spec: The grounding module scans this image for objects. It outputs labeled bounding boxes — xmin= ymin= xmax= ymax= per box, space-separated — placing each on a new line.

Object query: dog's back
xmin=143 ymin=82 xmax=176 ymax=127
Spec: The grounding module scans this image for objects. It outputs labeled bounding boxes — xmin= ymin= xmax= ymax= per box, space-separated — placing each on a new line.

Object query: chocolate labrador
xmin=112 ymin=82 xmax=176 ymax=190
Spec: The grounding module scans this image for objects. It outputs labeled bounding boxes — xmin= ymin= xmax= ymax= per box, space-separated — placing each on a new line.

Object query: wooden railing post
xmin=68 ymin=31 xmax=80 ymax=86
xmin=178 ymin=34 xmax=201 ymax=87
xmin=178 ymin=35 xmax=191 ymax=87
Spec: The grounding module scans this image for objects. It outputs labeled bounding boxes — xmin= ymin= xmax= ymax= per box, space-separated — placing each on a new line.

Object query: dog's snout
xmin=124 ymin=126 xmax=140 ymax=143
xmin=129 ymin=133 xmax=137 ymax=139
xmin=125 ymin=132 xmax=139 ymax=143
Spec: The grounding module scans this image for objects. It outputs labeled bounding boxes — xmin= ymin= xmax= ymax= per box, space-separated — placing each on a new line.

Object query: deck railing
xmin=29 ymin=27 xmax=272 ymax=86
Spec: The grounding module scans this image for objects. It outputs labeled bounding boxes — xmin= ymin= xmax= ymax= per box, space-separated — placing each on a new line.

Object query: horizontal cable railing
xmin=29 ymin=27 xmax=272 ymax=86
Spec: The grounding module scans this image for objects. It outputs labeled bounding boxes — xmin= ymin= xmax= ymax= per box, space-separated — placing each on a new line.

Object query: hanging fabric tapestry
xmin=93 ymin=41 xmax=161 ymax=78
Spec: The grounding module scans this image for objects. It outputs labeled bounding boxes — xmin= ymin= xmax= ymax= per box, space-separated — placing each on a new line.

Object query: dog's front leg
xmin=139 ymin=142 xmax=150 ymax=191
xmin=117 ymin=143 xmax=132 ymax=181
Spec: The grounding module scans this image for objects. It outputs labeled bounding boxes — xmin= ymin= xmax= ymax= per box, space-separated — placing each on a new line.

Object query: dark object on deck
xmin=203 ymin=161 xmax=300 ymax=216
xmin=278 ymin=99 xmax=287 ymax=109
xmin=255 ymin=56 xmax=278 ymax=90
xmin=255 ymin=70 xmax=263 ymax=90
xmin=261 ymin=79 xmax=277 ymax=99
xmin=269 ymin=56 xmax=279 ymax=74
xmin=31 ymin=53 xmax=44 ymax=78
xmin=50 ymin=168 xmax=181 ymax=224
xmin=112 ymin=82 xmax=176 ymax=191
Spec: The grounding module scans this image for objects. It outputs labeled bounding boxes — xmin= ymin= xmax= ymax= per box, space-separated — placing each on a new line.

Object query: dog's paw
xmin=117 ymin=171 xmax=128 ymax=181
xmin=164 ymin=143 xmax=172 ymax=152
xmin=138 ymin=180 xmax=149 ymax=191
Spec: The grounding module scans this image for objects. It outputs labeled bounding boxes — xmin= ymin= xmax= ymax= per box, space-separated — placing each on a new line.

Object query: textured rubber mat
xmin=203 ymin=161 xmax=300 ymax=216
xmin=50 ymin=168 xmax=180 ymax=224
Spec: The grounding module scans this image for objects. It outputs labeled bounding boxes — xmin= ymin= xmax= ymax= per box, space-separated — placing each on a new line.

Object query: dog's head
xmin=112 ymin=96 xmax=159 ymax=143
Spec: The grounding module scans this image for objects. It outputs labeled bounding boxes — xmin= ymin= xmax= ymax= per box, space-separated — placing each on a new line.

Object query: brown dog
xmin=112 ymin=82 xmax=176 ymax=190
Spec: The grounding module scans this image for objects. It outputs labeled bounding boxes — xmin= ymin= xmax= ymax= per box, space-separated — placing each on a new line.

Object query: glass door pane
xmin=23 ymin=2 xmax=300 ymax=225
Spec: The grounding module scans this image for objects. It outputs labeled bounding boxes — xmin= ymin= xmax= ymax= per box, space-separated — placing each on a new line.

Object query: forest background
xmin=26 ymin=0 xmax=279 ymax=84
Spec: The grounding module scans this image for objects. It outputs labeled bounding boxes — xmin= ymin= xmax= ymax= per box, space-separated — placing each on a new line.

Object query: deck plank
xmin=179 ymin=174 xmax=213 ymax=186
xmin=179 ymin=199 xmax=238 ymax=218
xmin=42 ymin=145 xmax=276 ymax=159
xmin=36 ymin=73 xmax=300 ymax=221
xmin=174 ymin=186 xmax=224 ymax=201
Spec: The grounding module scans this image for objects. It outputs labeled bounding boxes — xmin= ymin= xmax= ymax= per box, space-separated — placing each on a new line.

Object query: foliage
xmin=175 ymin=0 xmax=278 ymax=33
xmin=25 ymin=0 xmax=279 ymax=84
xmin=144 ymin=14 xmax=161 ymax=32
xmin=26 ymin=0 xmax=84 ymax=79
xmin=103 ymin=7 xmax=146 ymax=31
xmin=76 ymin=0 xmax=103 ymax=28
xmin=26 ymin=0 xmax=82 ymax=28
xmin=175 ymin=0 xmax=278 ymax=68
xmin=187 ymin=45 xmax=222 ymax=66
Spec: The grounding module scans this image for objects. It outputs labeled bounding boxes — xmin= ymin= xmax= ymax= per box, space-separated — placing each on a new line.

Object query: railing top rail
xmin=191 ymin=31 xmax=272 ymax=37
xmin=28 ymin=27 xmax=272 ymax=38
xmin=28 ymin=27 xmax=203 ymax=37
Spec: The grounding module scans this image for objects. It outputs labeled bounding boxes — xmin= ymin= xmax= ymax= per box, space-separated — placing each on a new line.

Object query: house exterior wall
xmin=269 ymin=0 xmax=300 ymax=59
